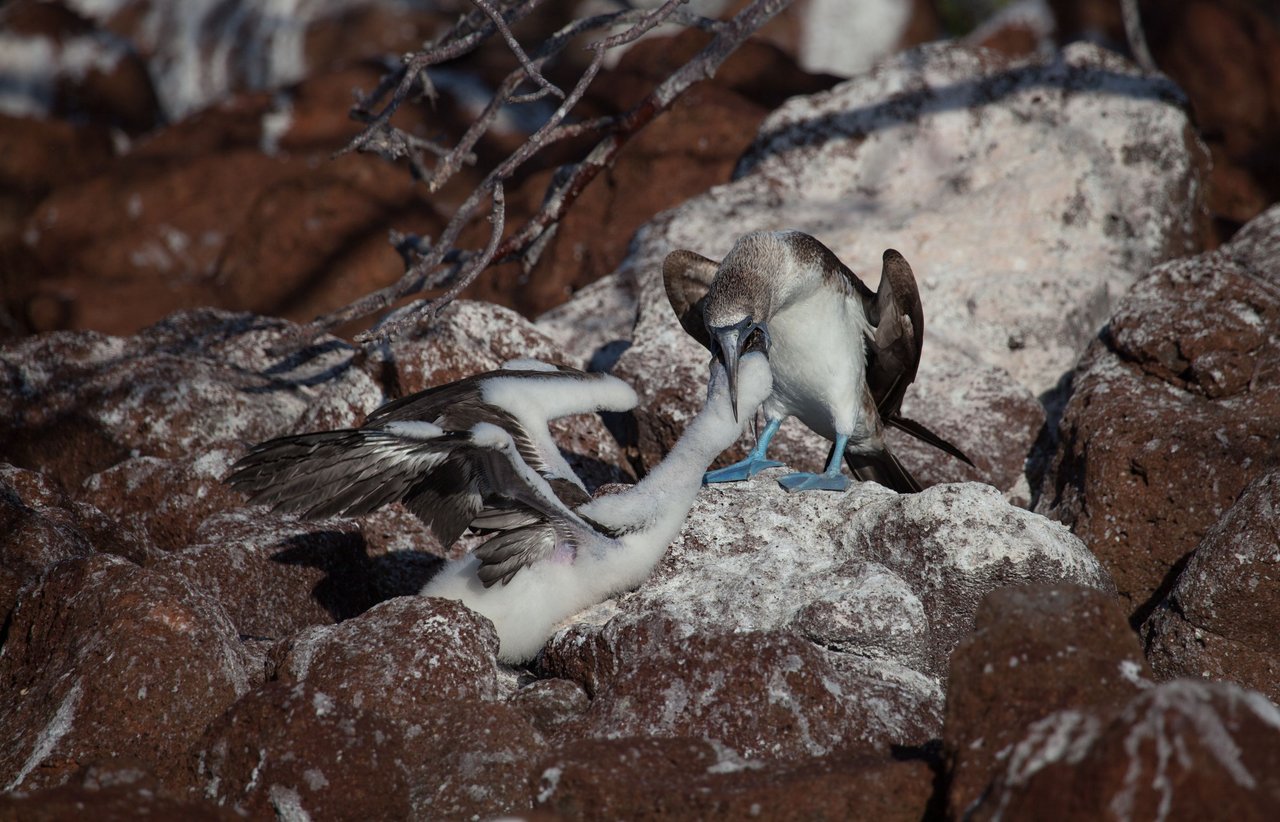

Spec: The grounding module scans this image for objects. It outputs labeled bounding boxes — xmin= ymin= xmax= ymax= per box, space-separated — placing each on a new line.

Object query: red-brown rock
xmin=0 ymin=310 xmax=377 ymax=490
xmin=197 ymin=629 xmax=544 ymax=820
xmin=0 ymin=762 xmax=236 ymax=821
xmin=1139 ymin=0 xmax=1280 ymax=237
xmin=1038 ymin=205 xmax=1280 ymax=622
xmin=0 ymin=113 xmax=114 ymax=260
xmin=194 ymin=679 xmax=415 ymax=819
xmin=155 ymin=510 xmax=385 ymax=640
xmin=0 ymin=464 xmax=152 ymax=620
xmin=0 ymin=554 xmax=255 ymax=793
xmin=12 ymin=137 xmax=441 ymax=335
xmin=944 ymin=584 xmax=1153 ymax=818
xmin=971 ymin=679 xmax=1280 ymax=819
xmin=534 ymin=736 xmax=937 ymax=821
xmin=276 ymin=596 xmax=504 ymax=712
xmin=1142 ymin=468 xmax=1280 ymax=703
xmin=549 ymin=622 xmax=940 ymax=764
xmin=79 ymin=450 xmax=243 ymax=553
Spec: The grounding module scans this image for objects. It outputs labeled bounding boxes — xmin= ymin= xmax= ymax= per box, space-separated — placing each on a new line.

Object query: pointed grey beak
xmin=711 ymin=318 xmax=771 ymax=422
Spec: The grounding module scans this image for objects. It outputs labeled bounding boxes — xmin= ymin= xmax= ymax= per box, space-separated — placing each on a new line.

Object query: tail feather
xmin=844 ymin=445 xmax=922 ymax=494
xmin=886 ymin=414 xmax=975 ymax=467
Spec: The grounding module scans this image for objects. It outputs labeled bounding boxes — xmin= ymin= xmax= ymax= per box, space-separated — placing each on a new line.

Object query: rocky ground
xmin=3 ymin=0 xmax=1280 ymax=819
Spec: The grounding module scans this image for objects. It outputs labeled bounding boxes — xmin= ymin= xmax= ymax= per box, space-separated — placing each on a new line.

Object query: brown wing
xmin=662 ymin=249 xmax=719 ymax=351
xmin=865 ymin=250 xmax=975 ymax=467
xmin=865 ymin=249 xmax=924 ymax=418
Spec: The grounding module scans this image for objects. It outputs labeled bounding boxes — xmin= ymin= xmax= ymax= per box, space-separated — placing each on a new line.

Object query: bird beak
xmin=711 ymin=319 xmax=770 ymax=422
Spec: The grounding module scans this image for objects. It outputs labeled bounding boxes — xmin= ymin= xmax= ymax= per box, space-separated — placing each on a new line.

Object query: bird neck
xmin=578 ymin=402 xmax=739 ymax=546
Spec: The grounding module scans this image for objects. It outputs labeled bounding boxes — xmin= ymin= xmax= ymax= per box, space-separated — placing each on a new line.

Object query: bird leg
xmin=702 ymin=418 xmax=784 ymax=484
xmin=777 ymin=434 xmax=850 ymax=493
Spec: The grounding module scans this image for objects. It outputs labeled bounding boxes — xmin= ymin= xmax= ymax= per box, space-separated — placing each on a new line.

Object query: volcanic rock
xmin=533 ymin=736 xmax=937 ymax=821
xmin=0 ymin=309 xmax=378 ymax=490
xmin=539 ymin=480 xmax=1111 ymax=764
xmin=0 ymin=554 xmax=255 ymax=793
xmin=1142 ymin=468 xmax=1280 ymax=703
xmin=196 ymin=597 xmax=543 ymax=819
xmin=971 ymin=679 xmax=1280 ymax=819
xmin=944 ymin=583 xmax=1152 ymax=817
xmin=1038 ymin=204 xmax=1280 ymax=621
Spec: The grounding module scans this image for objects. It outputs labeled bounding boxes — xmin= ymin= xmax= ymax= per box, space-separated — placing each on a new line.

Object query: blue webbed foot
xmin=777 ymin=470 xmax=850 ymax=493
xmin=703 ymin=457 xmax=786 ymax=484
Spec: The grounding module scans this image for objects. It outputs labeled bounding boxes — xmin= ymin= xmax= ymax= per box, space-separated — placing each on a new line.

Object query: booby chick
xmin=226 ymin=355 xmax=773 ymax=663
xmin=664 ymin=230 xmax=972 ymax=494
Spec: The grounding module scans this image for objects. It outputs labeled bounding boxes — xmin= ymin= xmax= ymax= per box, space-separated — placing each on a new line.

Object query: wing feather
xmin=663 ymin=249 xmax=719 ymax=350
xmin=866 ymin=249 xmax=924 ymax=419
xmin=227 ymin=369 xmax=612 ymax=581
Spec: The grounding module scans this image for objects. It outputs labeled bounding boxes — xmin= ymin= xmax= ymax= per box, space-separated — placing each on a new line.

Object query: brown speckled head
xmin=704 ymin=231 xmax=790 ymax=329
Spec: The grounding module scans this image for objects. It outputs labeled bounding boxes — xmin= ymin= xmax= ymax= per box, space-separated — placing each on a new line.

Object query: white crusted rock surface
xmin=541 ymin=479 xmax=1112 ymax=761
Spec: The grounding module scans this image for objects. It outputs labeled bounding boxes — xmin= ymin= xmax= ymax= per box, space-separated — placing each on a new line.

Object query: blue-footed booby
xmin=664 ymin=230 xmax=972 ymax=494
xmin=226 ymin=354 xmax=772 ymax=663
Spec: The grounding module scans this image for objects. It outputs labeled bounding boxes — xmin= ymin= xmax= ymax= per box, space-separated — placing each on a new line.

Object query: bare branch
xmin=1120 ymin=0 xmax=1157 ymax=73
xmin=495 ymin=0 xmax=792 ymax=262
xmin=358 ymin=183 xmax=507 ymax=344
xmin=471 ymin=0 xmax=565 ymax=100
xmin=288 ymin=0 xmax=790 ymax=349
xmin=338 ymin=0 xmax=548 ymax=158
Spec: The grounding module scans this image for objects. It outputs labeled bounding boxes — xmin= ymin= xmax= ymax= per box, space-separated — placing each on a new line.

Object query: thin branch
xmin=289 ymin=0 xmax=789 ymax=348
xmin=1120 ymin=0 xmax=1157 ymax=73
xmin=360 ymin=183 xmax=507 ymax=343
xmin=471 ymin=0 xmax=565 ymax=100
xmin=337 ymin=0 xmax=548 ymax=158
xmin=495 ymin=0 xmax=791 ymax=262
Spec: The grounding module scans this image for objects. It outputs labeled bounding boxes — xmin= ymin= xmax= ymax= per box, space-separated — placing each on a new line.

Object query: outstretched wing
xmin=227 ymin=413 xmax=576 ymax=538
xmin=226 ymin=421 xmax=481 ymax=543
xmin=663 ymin=249 xmax=719 ymax=350
xmin=362 ymin=371 xmax=552 ymax=477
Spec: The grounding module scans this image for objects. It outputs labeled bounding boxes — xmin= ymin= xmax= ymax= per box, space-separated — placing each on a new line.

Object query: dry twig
xmin=299 ymin=0 xmax=792 ymax=347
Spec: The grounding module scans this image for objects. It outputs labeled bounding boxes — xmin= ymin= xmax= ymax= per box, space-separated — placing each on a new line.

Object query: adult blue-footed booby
xmin=226 ymin=354 xmax=772 ymax=663
xmin=664 ymin=230 xmax=972 ymax=494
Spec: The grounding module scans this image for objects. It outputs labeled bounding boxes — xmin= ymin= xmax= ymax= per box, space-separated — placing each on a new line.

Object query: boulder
xmin=153 ymin=510 xmax=388 ymax=641
xmin=1138 ymin=0 xmax=1280 ymax=237
xmin=0 ymin=554 xmax=256 ymax=793
xmin=0 ymin=309 xmax=378 ymax=489
xmin=196 ymin=597 xmax=543 ymax=819
xmin=540 ymin=480 xmax=1111 ymax=762
xmin=1142 ymin=469 xmax=1280 ymax=703
xmin=79 ymin=449 xmax=243 ymax=553
xmin=534 ymin=736 xmax=937 ymax=821
xmin=0 ymin=763 xmax=235 ymax=820
xmin=609 ymin=42 xmax=1207 ymax=489
xmin=11 ymin=133 xmax=443 ymax=336
xmin=1 ymin=463 xmax=152 ymax=618
xmin=971 ymin=679 xmax=1280 ymax=819
xmin=943 ymin=584 xmax=1152 ymax=817
xmin=1038 ymin=205 xmax=1280 ymax=620
xmin=194 ymin=679 xmax=417 ymax=820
